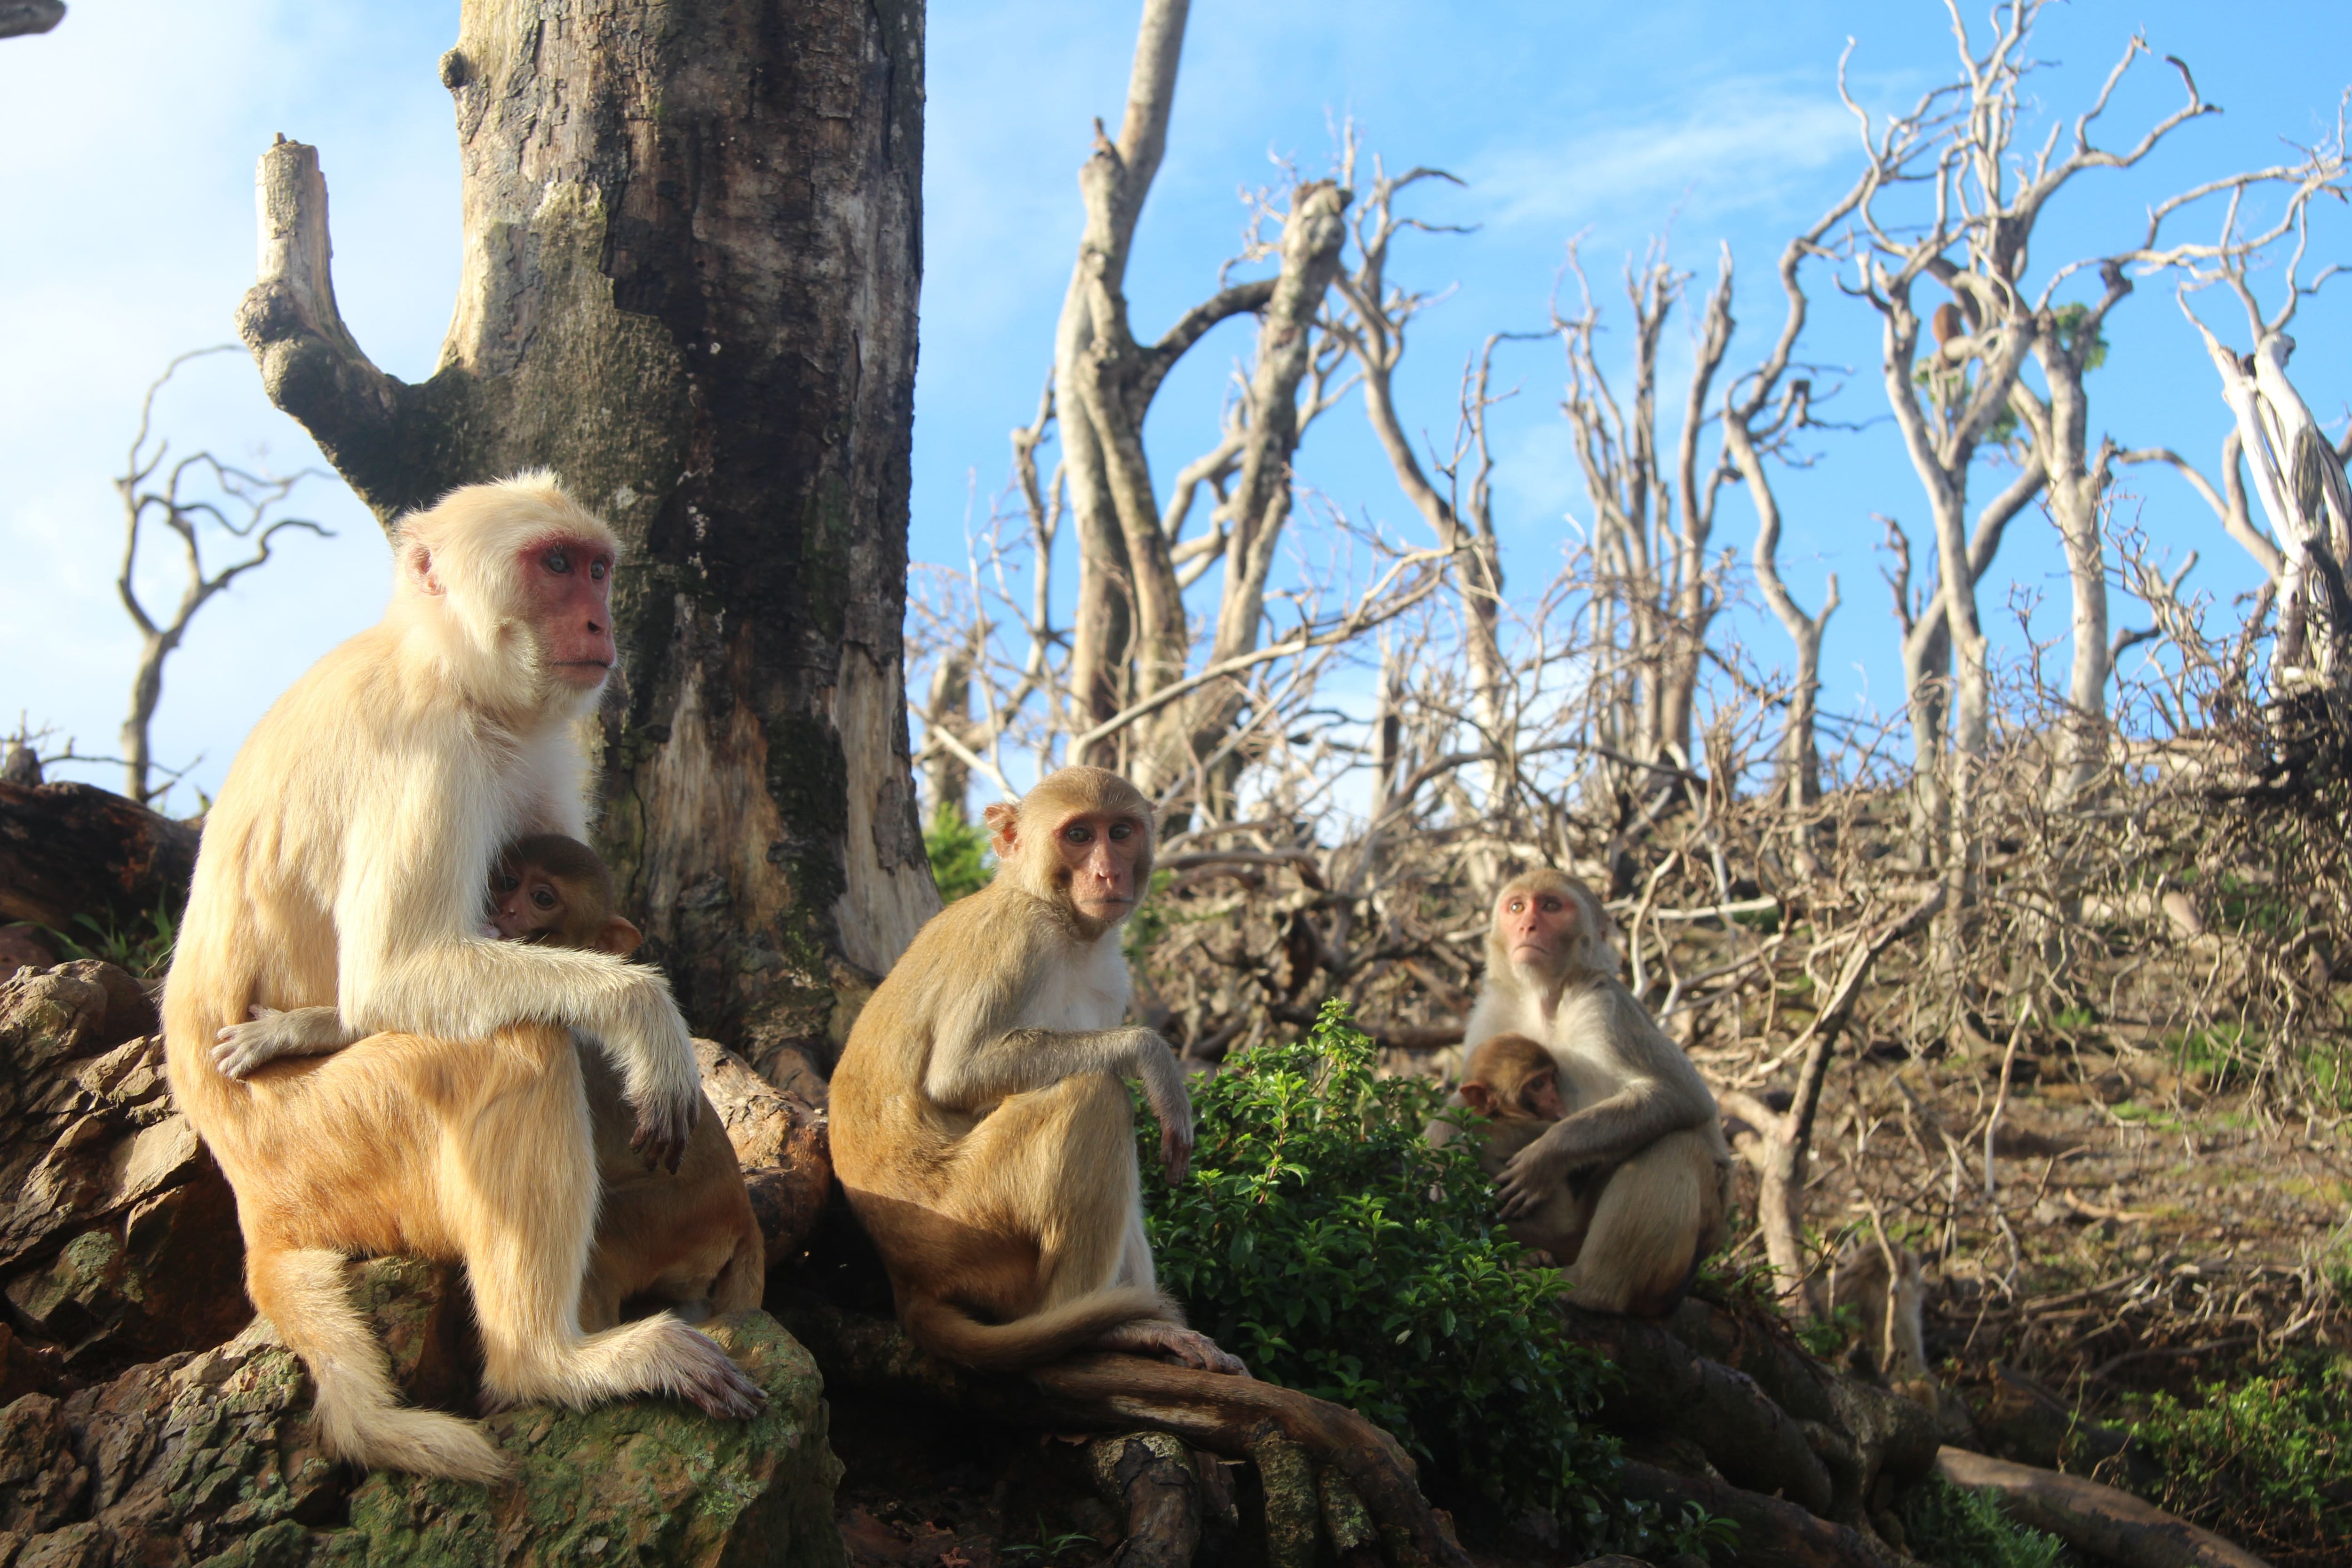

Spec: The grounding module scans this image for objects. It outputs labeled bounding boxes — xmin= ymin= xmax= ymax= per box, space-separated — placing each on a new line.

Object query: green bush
xmin=1898 ymin=1478 xmax=2066 ymax=1568
xmin=924 ymin=806 xmax=994 ymax=903
xmin=2130 ymin=1353 xmax=2352 ymax=1559
xmin=1139 ymin=1001 xmax=1700 ymax=1552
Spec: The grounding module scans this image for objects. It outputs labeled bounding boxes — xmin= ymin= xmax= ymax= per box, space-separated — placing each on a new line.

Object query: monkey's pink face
xmin=488 ymin=860 xmax=569 ymax=941
xmin=1498 ymin=884 xmax=1577 ymax=970
xmin=516 ymin=534 xmax=617 ymax=688
xmin=1049 ymin=810 xmax=1147 ymax=923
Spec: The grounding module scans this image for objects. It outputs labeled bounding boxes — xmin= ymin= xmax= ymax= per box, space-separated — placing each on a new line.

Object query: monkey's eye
xmin=1063 ymin=823 xmax=1093 ymax=844
xmin=497 ymin=874 xmax=520 ymax=892
xmin=1541 ymin=897 xmax=1563 ymax=913
xmin=589 ymin=557 xmax=609 ymax=582
xmin=532 ymin=889 xmax=557 ymax=910
xmin=1108 ymin=820 xmax=1133 ymax=841
xmin=542 ymin=547 xmax=573 ymax=575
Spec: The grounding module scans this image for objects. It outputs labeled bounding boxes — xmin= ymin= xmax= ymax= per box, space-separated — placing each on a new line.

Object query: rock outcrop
xmin=0 ymin=963 xmax=244 ymax=1386
xmin=0 ymin=1258 xmax=847 ymax=1568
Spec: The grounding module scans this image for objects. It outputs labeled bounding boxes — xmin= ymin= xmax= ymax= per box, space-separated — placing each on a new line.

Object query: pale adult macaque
xmin=212 ymin=833 xmax=764 ymax=1333
xmin=1457 ymin=1032 xmax=1592 ymax=1264
xmin=829 ymin=766 xmax=1245 ymax=1376
xmin=162 ymin=474 xmax=763 ymax=1484
xmin=1462 ymin=869 xmax=1732 ymax=1317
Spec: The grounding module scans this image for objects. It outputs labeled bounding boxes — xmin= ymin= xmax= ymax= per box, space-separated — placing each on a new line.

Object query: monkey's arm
xmin=1494 ymin=1081 xmax=1700 ymax=1218
xmin=925 ymin=1024 xmax=1196 ymax=1184
xmin=333 ymin=763 xmax=702 ymax=1170
xmin=213 ymin=1004 xmax=363 ymax=1079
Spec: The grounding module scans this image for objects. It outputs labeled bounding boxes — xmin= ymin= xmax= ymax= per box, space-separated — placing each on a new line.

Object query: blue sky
xmin=3 ymin=1 xmax=2347 ymax=811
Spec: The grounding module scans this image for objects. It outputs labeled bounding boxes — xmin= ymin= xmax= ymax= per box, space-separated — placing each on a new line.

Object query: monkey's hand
xmin=626 ymin=1083 xmax=699 ymax=1175
xmin=1495 ymin=1135 xmax=1578 ymax=1221
xmin=1139 ymin=1039 xmax=1195 ymax=1186
xmin=213 ymin=1005 xmax=351 ymax=1080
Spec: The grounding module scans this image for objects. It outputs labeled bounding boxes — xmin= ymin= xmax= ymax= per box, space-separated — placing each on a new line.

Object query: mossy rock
xmin=0 ymin=1258 xmax=844 ymax=1568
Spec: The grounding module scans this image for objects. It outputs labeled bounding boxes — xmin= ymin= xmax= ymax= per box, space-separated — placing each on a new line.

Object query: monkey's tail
xmin=901 ymin=1285 xmax=1170 ymax=1372
xmin=253 ymin=1246 xmax=510 ymax=1484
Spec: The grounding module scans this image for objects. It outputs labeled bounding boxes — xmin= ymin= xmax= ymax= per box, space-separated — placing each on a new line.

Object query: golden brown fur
xmin=828 ymin=767 xmax=1241 ymax=1375
xmin=1460 ymin=1033 xmax=1594 ymax=1263
xmin=1463 ymin=869 xmax=1732 ymax=1317
xmin=163 ymin=474 xmax=762 ymax=1482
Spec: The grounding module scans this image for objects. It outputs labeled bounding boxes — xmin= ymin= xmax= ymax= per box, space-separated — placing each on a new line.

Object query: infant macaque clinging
xmin=1458 ymin=1031 xmax=1592 ymax=1265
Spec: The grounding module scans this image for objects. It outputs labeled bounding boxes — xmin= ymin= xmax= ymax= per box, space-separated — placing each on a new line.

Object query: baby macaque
xmin=1458 ymin=1032 xmax=1593 ymax=1264
xmin=485 ymin=833 xmax=640 ymax=949
xmin=213 ymin=835 xmax=761 ymax=1332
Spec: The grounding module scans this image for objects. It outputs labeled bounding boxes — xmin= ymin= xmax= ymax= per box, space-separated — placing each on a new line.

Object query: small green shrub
xmin=2129 ymin=1353 xmax=2352 ymax=1558
xmin=42 ymin=900 xmax=177 ymax=979
xmin=924 ymin=807 xmax=994 ymax=903
xmin=1898 ymin=1478 xmax=2066 ymax=1568
xmin=1140 ymin=1002 xmax=1703 ymax=1552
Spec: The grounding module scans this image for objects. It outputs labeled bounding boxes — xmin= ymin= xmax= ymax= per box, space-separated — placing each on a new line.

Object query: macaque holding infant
xmin=211 ymin=835 xmax=765 ymax=1336
xmin=1450 ymin=869 xmax=1732 ymax=1317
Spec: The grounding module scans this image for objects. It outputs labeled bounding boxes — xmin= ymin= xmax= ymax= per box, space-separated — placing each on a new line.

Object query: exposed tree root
xmin=1616 ymin=1461 xmax=1914 ymax=1568
xmin=1555 ymin=1304 xmax=1836 ymax=1516
xmin=772 ymin=1290 xmax=1472 ymax=1568
xmin=1936 ymin=1447 xmax=2272 ymax=1568
xmin=1082 ymin=1432 xmax=1204 ymax=1568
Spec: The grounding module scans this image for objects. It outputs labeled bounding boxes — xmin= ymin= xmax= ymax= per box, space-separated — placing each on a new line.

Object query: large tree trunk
xmin=237 ymin=0 xmax=934 ymax=1065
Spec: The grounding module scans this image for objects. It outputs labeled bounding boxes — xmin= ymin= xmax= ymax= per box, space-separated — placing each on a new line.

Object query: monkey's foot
xmin=1096 ymin=1320 xmax=1249 ymax=1377
xmin=661 ymin=1323 xmax=769 ymax=1419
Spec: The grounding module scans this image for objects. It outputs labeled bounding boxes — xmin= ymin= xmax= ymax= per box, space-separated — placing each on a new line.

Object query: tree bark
xmin=236 ymin=0 xmax=934 ymax=1058
xmin=0 ymin=782 xmax=199 ymax=933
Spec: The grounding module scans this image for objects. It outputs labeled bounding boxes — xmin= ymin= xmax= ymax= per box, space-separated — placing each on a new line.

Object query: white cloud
xmin=1473 ymin=78 xmax=1856 ymax=232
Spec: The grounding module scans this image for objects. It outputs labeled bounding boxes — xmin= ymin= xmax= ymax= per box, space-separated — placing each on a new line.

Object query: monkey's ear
xmin=1460 ymin=1082 xmax=1499 ymax=1117
xmin=403 ymin=543 xmax=446 ymax=596
xmin=591 ymin=915 xmax=644 ymax=956
xmin=982 ymin=800 xmax=1019 ymax=854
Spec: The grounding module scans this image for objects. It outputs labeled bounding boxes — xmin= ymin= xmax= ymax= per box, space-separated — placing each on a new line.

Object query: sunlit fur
xmin=1459 ymin=1032 xmax=1592 ymax=1263
xmin=210 ymin=834 xmax=764 ymax=1335
xmin=829 ymin=766 xmax=1237 ymax=1373
xmin=386 ymin=470 xmax=620 ymax=724
xmin=1462 ymin=869 xmax=1732 ymax=1316
xmin=162 ymin=476 xmax=756 ymax=1482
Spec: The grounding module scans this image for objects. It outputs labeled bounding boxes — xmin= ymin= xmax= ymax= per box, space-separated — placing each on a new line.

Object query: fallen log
xmin=1935 ymin=1447 xmax=2270 ymax=1568
xmin=772 ymin=1289 xmax=1471 ymax=1568
xmin=0 ymin=782 xmax=198 ymax=932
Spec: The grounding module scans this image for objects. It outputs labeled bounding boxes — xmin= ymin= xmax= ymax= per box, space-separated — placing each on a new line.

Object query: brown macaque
xmin=829 ymin=766 xmax=1244 ymax=1376
xmin=487 ymin=833 xmax=643 ymax=949
xmin=212 ymin=834 xmax=764 ymax=1335
xmin=163 ymin=475 xmax=763 ymax=1483
xmin=1461 ymin=869 xmax=1732 ymax=1317
xmin=1931 ymin=301 xmax=1970 ymax=362
xmin=1459 ymin=1032 xmax=1592 ymax=1264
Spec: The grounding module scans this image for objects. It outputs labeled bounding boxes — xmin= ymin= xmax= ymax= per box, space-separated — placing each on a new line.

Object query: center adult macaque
xmin=829 ymin=766 xmax=1245 ymax=1375
xmin=1461 ymin=869 xmax=1731 ymax=1316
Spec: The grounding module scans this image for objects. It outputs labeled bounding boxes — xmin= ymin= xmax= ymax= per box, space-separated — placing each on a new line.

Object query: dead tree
xmin=233 ymin=0 xmax=932 ymax=1057
xmin=2140 ymin=111 xmax=2352 ymax=690
xmin=1840 ymin=3 xmax=2210 ymax=892
xmin=1551 ymin=238 xmax=1734 ymax=793
xmin=111 ymin=349 xmax=327 ymax=810
xmin=1330 ymin=159 xmax=1518 ymax=810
